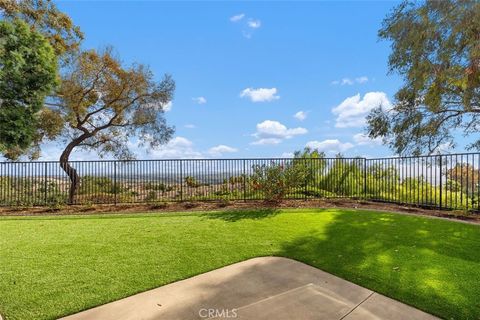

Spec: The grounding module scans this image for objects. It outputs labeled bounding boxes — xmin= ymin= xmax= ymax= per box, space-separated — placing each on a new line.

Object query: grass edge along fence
xmin=1 ymin=153 xmax=480 ymax=211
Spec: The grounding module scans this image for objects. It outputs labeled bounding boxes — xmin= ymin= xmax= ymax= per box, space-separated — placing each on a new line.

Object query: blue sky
xmin=44 ymin=1 xmax=409 ymax=160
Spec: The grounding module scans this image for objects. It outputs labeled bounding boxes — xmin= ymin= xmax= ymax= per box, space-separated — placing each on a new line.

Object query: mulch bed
xmin=0 ymin=198 xmax=478 ymax=223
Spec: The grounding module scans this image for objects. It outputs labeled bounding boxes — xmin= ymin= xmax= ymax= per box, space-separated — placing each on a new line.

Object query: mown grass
xmin=0 ymin=208 xmax=479 ymax=320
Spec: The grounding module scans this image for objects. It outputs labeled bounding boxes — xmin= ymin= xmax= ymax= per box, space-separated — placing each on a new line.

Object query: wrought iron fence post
xmin=113 ymin=161 xmax=117 ymax=205
xmin=44 ymin=162 xmax=48 ymax=205
xmin=180 ymin=160 xmax=183 ymax=201
xmin=439 ymin=155 xmax=443 ymax=210
xmin=243 ymin=159 xmax=247 ymax=202
xmin=363 ymin=158 xmax=367 ymax=199
xmin=304 ymin=158 xmax=308 ymax=200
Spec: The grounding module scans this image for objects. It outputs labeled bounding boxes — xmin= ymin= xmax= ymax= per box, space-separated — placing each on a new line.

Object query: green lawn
xmin=0 ymin=209 xmax=479 ymax=320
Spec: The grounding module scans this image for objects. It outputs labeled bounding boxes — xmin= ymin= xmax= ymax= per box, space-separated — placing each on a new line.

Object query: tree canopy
xmin=366 ymin=0 xmax=480 ymax=155
xmin=0 ymin=0 xmax=83 ymax=58
xmin=0 ymin=18 xmax=57 ymax=154
xmin=39 ymin=48 xmax=175 ymax=202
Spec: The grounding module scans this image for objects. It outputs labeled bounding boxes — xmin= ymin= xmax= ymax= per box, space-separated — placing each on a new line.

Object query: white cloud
xmin=306 ymin=139 xmax=354 ymax=154
xmin=355 ymin=76 xmax=368 ymax=84
xmin=208 ymin=145 xmax=238 ymax=156
xmin=353 ymin=133 xmax=382 ymax=146
xmin=230 ymin=13 xmax=245 ymax=22
xmin=36 ymin=142 xmax=99 ymax=161
xmin=433 ymin=142 xmax=453 ymax=154
xmin=247 ymin=19 xmax=261 ymax=29
xmin=331 ymin=76 xmax=369 ymax=86
xmin=280 ymin=152 xmax=294 ymax=158
xmin=184 ymin=124 xmax=196 ymax=129
xmin=230 ymin=14 xmax=261 ymax=38
xmin=192 ymin=96 xmax=207 ymax=104
xmin=251 ymin=138 xmax=283 ymax=146
xmin=240 ymin=87 xmax=279 ymax=102
xmin=162 ymin=101 xmax=173 ymax=112
xmin=251 ymin=120 xmax=307 ymax=145
xmin=332 ymin=91 xmax=391 ymax=128
xmin=294 ymin=111 xmax=307 ymax=121
xmin=149 ymin=136 xmax=202 ymax=159
xmin=147 ymin=101 xmax=172 ymax=112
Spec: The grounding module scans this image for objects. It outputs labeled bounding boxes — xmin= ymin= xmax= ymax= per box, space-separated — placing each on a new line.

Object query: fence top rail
xmin=368 ymin=152 xmax=480 ymax=161
xmin=0 ymin=152 xmax=479 ymax=164
xmin=0 ymin=157 xmax=367 ymax=164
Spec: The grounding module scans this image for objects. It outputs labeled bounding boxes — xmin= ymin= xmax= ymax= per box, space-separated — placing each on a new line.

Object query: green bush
xmin=145 ymin=182 xmax=172 ymax=192
xmin=184 ymin=176 xmax=199 ymax=188
xmin=250 ymin=162 xmax=304 ymax=201
xmin=145 ymin=190 xmax=158 ymax=202
xmin=78 ymin=176 xmax=118 ymax=195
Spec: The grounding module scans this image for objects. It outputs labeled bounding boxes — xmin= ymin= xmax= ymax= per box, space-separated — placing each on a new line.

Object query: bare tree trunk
xmin=59 ymin=134 xmax=90 ymax=204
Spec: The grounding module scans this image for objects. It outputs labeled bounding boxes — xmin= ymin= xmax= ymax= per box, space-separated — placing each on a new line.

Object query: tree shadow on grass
xmin=202 ymin=208 xmax=281 ymax=222
xmin=277 ymin=210 xmax=480 ymax=320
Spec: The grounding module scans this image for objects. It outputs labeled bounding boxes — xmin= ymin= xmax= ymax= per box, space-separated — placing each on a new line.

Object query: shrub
xmin=78 ymin=176 xmax=117 ymax=194
xmin=78 ymin=192 xmax=116 ymax=204
xmin=184 ymin=176 xmax=199 ymax=188
xmin=145 ymin=182 xmax=172 ymax=192
xmin=228 ymin=175 xmax=245 ymax=184
xmin=45 ymin=193 xmax=67 ymax=211
xmin=145 ymin=190 xmax=158 ymax=202
xmin=250 ymin=162 xmax=303 ymax=202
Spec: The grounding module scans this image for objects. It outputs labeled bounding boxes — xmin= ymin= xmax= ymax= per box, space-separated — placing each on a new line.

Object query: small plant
xmin=145 ymin=182 xmax=171 ymax=192
xmin=145 ymin=190 xmax=158 ymax=203
xmin=184 ymin=176 xmax=199 ymax=188
xmin=45 ymin=194 xmax=66 ymax=211
xmin=228 ymin=175 xmax=245 ymax=185
xmin=214 ymin=189 xmax=230 ymax=196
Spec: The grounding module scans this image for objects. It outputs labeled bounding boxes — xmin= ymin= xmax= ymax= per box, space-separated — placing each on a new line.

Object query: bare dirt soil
xmin=0 ymin=199 xmax=478 ymax=224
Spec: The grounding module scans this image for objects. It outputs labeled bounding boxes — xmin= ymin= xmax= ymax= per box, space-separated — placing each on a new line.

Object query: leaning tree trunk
xmin=59 ymin=135 xmax=90 ymax=204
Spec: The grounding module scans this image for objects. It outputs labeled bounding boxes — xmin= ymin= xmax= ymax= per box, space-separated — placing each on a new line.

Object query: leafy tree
xmin=446 ymin=163 xmax=480 ymax=195
xmin=0 ymin=19 xmax=57 ymax=153
xmin=366 ymin=0 xmax=480 ymax=155
xmin=0 ymin=0 xmax=83 ymax=58
xmin=33 ymin=48 xmax=175 ymax=203
xmin=292 ymin=147 xmax=327 ymax=187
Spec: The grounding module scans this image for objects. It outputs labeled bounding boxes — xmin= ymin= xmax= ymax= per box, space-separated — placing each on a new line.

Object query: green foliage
xmin=45 ymin=193 xmax=66 ymax=210
xmin=0 ymin=176 xmax=68 ymax=206
xmin=445 ymin=179 xmax=462 ymax=193
xmin=0 ymin=19 xmax=57 ymax=154
xmin=367 ymin=0 xmax=480 ymax=155
xmin=184 ymin=176 xmax=199 ymax=188
xmin=228 ymin=175 xmax=245 ymax=184
xmin=250 ymin=162 xmax=304 ymax=201
xmin=292 ymin=147 xmax=327 ymax=187
xmin=145 ymin=182 xmax=172 ymax=193
xmin=78 ymin=176 xmax=120 ymax=195
xmin=319 ymin=157 xmax=364 ymax=197
xmin=0 ymin=0 xmax=83 ymax=57
xmin=145 ymin=190 xmax=158 ymax=203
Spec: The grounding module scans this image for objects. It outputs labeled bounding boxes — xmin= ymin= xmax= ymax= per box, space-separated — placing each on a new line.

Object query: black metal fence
xmin=1 ymin=153 xmax=480 ymax=211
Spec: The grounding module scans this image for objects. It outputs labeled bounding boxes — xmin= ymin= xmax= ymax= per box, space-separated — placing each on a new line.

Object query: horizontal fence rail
xmin=1 ymin=154 xmax=479 ymax=211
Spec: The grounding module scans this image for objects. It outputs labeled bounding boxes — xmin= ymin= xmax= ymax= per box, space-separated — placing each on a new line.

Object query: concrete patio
xmin=62 ymin=257 xmax=438 ymax=320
